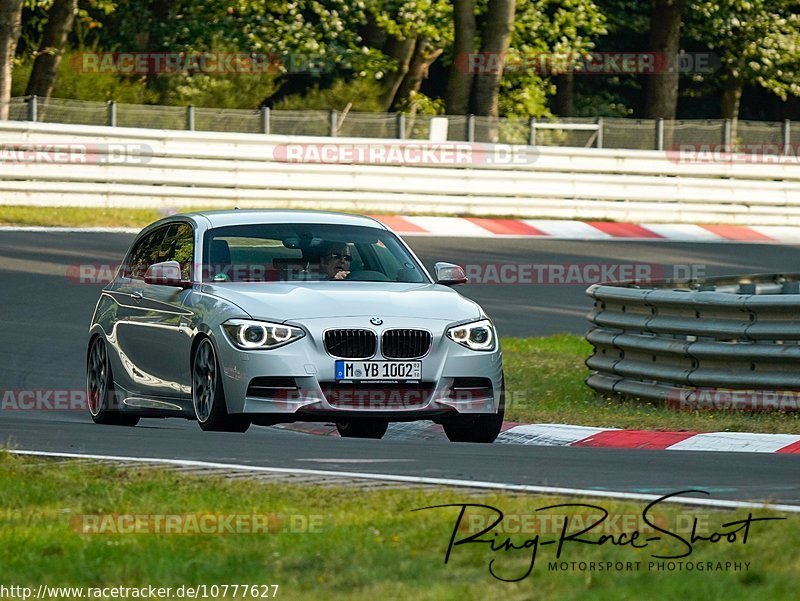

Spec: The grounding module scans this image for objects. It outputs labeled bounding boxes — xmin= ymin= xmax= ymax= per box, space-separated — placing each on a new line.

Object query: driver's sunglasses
xmin=327 ymin=252 xmax=352 ymax=262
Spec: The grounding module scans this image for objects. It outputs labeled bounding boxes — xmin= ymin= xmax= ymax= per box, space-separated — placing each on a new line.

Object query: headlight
xmin=222 ymin=319 xmax=305 ymax=350
xmin=446 ymin=319 xmax=496 ymax=351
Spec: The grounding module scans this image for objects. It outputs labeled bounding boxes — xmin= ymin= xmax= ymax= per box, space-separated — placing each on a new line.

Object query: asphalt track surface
xmin=1 ymin=231 xmax=799 ymax=506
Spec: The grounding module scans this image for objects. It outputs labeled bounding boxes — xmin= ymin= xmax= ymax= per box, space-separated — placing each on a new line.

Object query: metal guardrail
xmin=3 ymin=120 xmax=800 ymax=224
xmin=7 ymin=95 xmax=800 ymax=152
xmin=585 ymin=274 xmax=800 ymax=411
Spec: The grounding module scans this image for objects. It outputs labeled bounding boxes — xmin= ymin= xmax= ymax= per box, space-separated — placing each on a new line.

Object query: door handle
xmin=131 ymin=292 xmax=143 ymax=303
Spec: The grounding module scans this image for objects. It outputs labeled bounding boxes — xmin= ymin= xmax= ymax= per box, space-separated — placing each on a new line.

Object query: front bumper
xmin=213 ymin=316 xmax=504 ymax=418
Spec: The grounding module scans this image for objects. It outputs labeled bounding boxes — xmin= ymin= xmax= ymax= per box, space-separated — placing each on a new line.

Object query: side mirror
xmin=145 ymin=261 xmax=191 ymax=288
xmin=434 ymin=262 xmax=468 ymax=286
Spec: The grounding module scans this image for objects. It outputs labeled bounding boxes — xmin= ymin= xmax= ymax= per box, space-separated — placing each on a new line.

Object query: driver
xmin=318 ymin=241 xmax=352 ymax=280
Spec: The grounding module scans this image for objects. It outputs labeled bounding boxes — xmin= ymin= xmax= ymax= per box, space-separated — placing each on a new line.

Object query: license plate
xmin=335 ymin=360 xmax=421 ymax=381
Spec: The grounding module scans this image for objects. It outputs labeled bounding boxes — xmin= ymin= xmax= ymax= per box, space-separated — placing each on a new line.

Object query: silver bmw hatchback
xmin=87 ymin=210 xmax=505 ymax=442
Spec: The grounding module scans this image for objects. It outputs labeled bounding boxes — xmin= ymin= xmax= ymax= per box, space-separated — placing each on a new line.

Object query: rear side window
xmin=127 ymin=227 xmax=168 ymax=280
xmin=160 ymin=223 xmax=194 ymax=280
xmin=125 ymin=223 xmax=194 ymax=281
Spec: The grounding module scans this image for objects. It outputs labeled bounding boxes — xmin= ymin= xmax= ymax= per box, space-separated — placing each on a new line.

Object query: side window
xmin=127 ymin=227 xmax=168 ymax=280
xmin=160 ymin=223 xmax=194 ymax=280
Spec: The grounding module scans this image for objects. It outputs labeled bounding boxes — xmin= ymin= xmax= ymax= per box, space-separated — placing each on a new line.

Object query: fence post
xmin=466 ymin=114 xmax=475 ymax=142
xmin=722 ymin=119 xmax=731 ymax=150
xmin=261 ymin=106 xmax=270 ymax=135
xmin=329 ymin=110 xmax=338 ymax=137
xmin=595 ymin=117 xmax=604 ymax=149
xmin=782 ymin=119 xmax=791 ymax=156
xmin=396 ymin=113 xmax=406 ymax=139
xmin=107 ymin=101 xmax=117 ymax=127
xmin=528 ymin=117 xmax=537 ymax=146
xmin=27 ymin=95 xmax=38 ymax=122
xmin=655 ymin=118 xmax=664 ymax=151
xmin=186 ymin=105 xmax=195 ymax=131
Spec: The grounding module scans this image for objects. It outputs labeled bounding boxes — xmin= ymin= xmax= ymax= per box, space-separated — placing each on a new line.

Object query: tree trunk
xmin=382 ymin=35 xmax=417 ymax=110
xmin=0 ymin=0 xmax=24 ymax=120
xmin=445 ymin=0 xmax=475 ymax=115
xmin=472 ymin=0 xmax=515 ymax=117
xmin=721 ymin=64 xmax=743 ymax=142
xmin=24 ymin=0 xmax=79 ymax=100
xmin=553 ymin=73 xmax=574 ymax=117
xmin=643 ymin=0 xmax=683 ymax=120
xmin=390 ymin=37 xmax=443 ymax=110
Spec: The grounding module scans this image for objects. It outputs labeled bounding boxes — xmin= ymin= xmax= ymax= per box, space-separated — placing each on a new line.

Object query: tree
xmin=687 ymin=0 xmax=800 ymax=122
xmin=643 ymin=0 xmax=684 ymax=119
xmin=24 ymin=0 xmax=79 ymax=99
xmin=0 ymin=0 xmax=24 ymax=119
xmin=445 ymin=0 xmax=475 ymax=114
xmin=473 ymin=0 xmax=516 ymax=116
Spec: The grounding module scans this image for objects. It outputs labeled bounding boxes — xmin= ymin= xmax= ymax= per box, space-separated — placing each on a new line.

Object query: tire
xmin=192 ymin=337 xmax=250 ymax=433
xmin=443 ymin=377 xmax=505 ymax=443
xmin=335 ymin=420 xmax=389 ymax=439
xmin=86 ymin=336 xmax=139 ymax=427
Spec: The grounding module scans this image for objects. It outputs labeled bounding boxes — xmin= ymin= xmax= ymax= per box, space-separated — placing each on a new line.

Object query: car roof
xmin=177 ymin=209 xmax=389 ymax=230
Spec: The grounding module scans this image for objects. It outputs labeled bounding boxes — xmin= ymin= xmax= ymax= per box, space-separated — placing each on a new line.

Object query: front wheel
xmin=192 ymin=338 xmax=250 ymax=433
xmin=335 ymin=420 xmax=388 ymax=439
xmin=86 ymin=336 xmax=139 ymax=427
xmin=443 ymin=379 xmax=505 ymax=443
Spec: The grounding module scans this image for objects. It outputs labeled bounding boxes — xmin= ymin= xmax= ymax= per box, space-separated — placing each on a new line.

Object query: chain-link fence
xmin=5 ymin=95 xmax=796 ymax=153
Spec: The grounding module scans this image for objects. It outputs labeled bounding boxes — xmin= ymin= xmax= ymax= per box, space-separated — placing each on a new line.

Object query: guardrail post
xmin=655 ymin=118 xmax=664 ymax=151
xmin=782 ymin=119 xmax=791 ymax=156
xmin=107 ymin=101 xmax=116 ymax=127
xmin=722 ymin=119 xmax=731 ymax=151
xmin=186 ymin=105 xmax=195 ymax=131
xmin=397 ymin=113 xmax=406 ymax=139
xmin=261 ymin=106 xmax=270 ymax=135
xmin=529 ymin=117 xmax=537 ymax=146
xmin=466 ymin=114 xmax=474 ymax=142
xmin=27 ymin=95 xmax=38 ymax=121
xmin=595 ymin=117 xmax=604 ymax=148
xmin=329 ymin=110 xmax=338 ymax=137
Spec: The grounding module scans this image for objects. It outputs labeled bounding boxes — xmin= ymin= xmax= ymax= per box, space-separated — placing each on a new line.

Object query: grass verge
xmin=502 ymin=334 xmax=800 ymax=433
xmin=0 ymin=206 xmax=605 ymax=228
xmin=1 ymin=453 xmax=797 ymax=600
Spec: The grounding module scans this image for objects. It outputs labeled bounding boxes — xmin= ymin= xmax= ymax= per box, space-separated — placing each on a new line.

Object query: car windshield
xmin=202 ymin=223 xmax=428 ymax=284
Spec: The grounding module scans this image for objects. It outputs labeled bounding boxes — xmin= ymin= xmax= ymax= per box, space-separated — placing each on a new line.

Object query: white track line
xmin=521 ymin=220 xmax=612 ymax=239
xmin=638 ymin=223 xmax=726 ymax=241
xmin=750 ymin=226 xmax=800 ymax=244
xmin=498 ymin=424 xmax=612 ymax=446
xmin=9 ymin=449 xmax=800 ymax=513
xmin=402 ymin=216 xmax=494 ymax=237
xmin=667 ymin=432 xmax=800 ymax=453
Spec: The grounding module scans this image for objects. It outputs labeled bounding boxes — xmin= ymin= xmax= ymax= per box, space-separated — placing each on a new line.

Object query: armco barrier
xmin=585 ymin=274 xmax=800 ymax=410
xmin=2 ymin=120 xmax=800 ymax=224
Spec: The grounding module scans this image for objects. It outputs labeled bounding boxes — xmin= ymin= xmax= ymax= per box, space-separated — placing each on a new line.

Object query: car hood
xmin=201 ymin=282 xmax=483 ymax=322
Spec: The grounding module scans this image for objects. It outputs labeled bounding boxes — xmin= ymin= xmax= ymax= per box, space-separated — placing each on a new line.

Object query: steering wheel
xmin=344 ymin=270 xmax=392 ymax=282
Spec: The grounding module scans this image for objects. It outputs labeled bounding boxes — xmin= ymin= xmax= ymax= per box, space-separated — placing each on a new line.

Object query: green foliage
xmin=272 ymin=78 xmax=386 ymax=112
xmin=394 ymin=90 xmax=445 ymax=115
xmin=687 ymin=0 xmax=800 ymax=100
xmin=11 ymin=49 xmax=159 ymax=103
xmin=500 ymin=0 xmax=608 ymax=118
xmin=167 ymin=71 xmax=279 ymax=109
